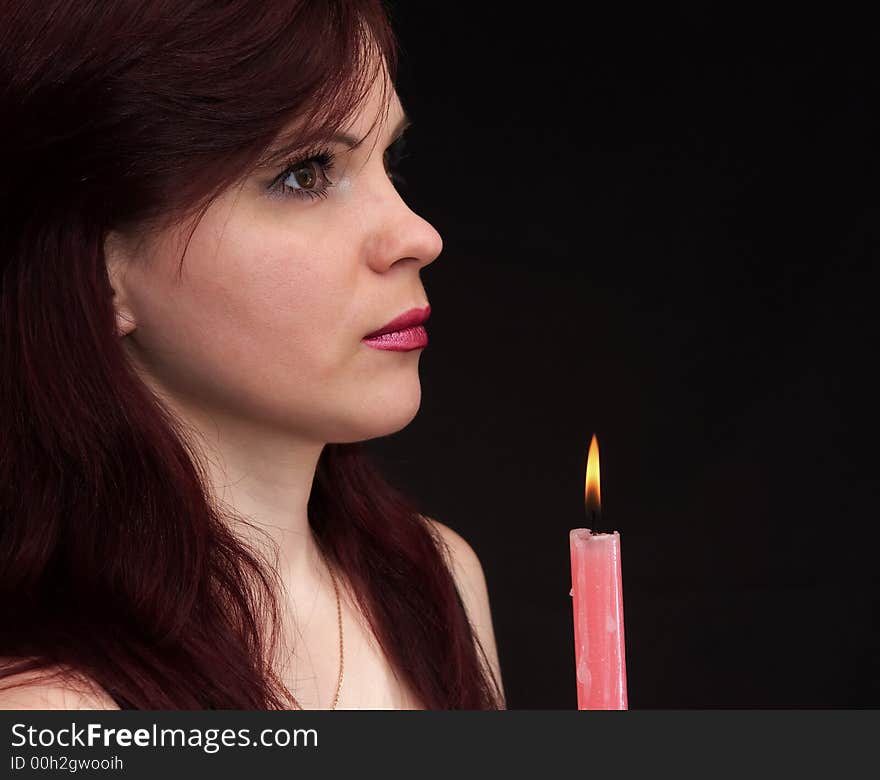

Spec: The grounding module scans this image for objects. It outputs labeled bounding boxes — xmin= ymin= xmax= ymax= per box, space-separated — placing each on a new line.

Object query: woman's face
xmin=108 ymin=75 xmax=442 ymax=444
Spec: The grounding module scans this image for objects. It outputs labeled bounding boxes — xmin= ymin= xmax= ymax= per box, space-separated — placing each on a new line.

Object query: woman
xmin=0 ymin=0 xmax=505 ymax=709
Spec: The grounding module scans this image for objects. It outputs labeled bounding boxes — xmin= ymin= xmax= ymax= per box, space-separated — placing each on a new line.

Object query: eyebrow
xmin=258 ymin=113 xmax=412 ymax=171
xmin=331 ymin=113 xmax=413 ymax=151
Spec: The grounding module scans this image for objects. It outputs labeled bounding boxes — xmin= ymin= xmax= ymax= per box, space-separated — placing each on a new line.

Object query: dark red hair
xmin=0 ymin=0 xmax=504 ymax=709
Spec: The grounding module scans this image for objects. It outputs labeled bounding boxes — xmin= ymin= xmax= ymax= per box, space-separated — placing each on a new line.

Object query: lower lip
xmin=362 ymin=325 xmax=428 ymax=351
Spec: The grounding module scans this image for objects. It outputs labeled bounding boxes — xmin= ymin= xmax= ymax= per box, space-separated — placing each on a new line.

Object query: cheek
xmin=130 ymin=226 xmax=356 ymax=411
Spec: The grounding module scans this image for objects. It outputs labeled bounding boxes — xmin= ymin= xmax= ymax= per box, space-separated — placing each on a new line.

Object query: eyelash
xmin=267 ymin=135 xmax=410 ymax=202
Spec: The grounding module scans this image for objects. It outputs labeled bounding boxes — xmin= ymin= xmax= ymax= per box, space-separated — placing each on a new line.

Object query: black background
xmin=368 ymin=4 xmax=878 ymax=707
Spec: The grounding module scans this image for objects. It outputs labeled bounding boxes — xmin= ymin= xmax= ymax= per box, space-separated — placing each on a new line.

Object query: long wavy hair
xmin=0 ymin=0 xmax=504 ymax=709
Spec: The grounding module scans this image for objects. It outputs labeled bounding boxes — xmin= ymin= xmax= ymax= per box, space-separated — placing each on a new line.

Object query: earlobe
xmin=114 ymin=305 xmax=137 ymax=338
xmin=104 ymin=230 xmax=137 ymax=338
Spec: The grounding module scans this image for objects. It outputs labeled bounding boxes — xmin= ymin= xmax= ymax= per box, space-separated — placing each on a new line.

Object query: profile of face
xmin=106 ymin=71 xmax=443 ymax=445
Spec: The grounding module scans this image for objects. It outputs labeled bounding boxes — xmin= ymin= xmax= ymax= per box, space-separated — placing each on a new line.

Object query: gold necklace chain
xmin=290 ymin=558 xmax=344 ymax=711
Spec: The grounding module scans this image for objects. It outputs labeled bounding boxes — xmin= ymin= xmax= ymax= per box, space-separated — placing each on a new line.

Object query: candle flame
xmin=584 ymin=433 xmax=601 ymax=513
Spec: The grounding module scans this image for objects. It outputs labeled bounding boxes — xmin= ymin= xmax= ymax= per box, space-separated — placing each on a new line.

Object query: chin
xmin=330 ymin=380 xmax=423 ymax=444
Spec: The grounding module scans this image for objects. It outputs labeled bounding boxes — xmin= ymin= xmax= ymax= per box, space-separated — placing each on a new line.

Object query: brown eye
xmin=384 ymin=136 xmax=409 ymax=186
xmin=269 ymin=149 xmax=337 ymax=202
xmin=291 ymin=162 xmax=318 ymax=189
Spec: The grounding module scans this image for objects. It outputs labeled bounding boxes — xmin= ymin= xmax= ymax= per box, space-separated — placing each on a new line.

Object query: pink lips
xmin=363 ymin=305 xmax=430 ymax=351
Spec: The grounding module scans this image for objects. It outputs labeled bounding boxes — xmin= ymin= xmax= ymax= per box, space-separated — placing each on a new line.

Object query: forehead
xmin=349 ymin=66 xmax=405 ymax=135
xmin=255 ymin=87 xmax=405 ymax=174
xmin=316 ymin=72 xmax=408 ymax=159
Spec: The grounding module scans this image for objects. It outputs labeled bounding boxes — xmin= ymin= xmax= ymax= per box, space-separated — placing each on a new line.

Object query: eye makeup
xmin=265 ymin=133 xmax=410 ymax=202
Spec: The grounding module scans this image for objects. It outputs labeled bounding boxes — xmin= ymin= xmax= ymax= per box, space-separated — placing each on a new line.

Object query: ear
xmin=104 ymin=229 xmax=138 ymax=338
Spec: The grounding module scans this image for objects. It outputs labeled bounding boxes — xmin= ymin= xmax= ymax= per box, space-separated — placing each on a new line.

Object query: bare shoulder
xmin=0 ymin=662 xmax=119 ymax=711
xmin=423 ymin=516 xmax=483 ymax=580
xmin=420 ymin=516 xmax=506 ymax=705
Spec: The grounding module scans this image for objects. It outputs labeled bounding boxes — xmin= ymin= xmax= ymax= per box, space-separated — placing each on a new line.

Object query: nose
xmin=365 ymin=179 xmax=444 ymax=274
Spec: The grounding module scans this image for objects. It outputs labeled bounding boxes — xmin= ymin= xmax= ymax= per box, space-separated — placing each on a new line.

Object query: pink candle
xmin=569 ymin=434 xmax=629 ymax=709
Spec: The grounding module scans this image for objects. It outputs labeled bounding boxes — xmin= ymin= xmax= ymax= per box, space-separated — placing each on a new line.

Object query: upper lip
xmin=364 ymin=305 xmax=431 ymax=339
